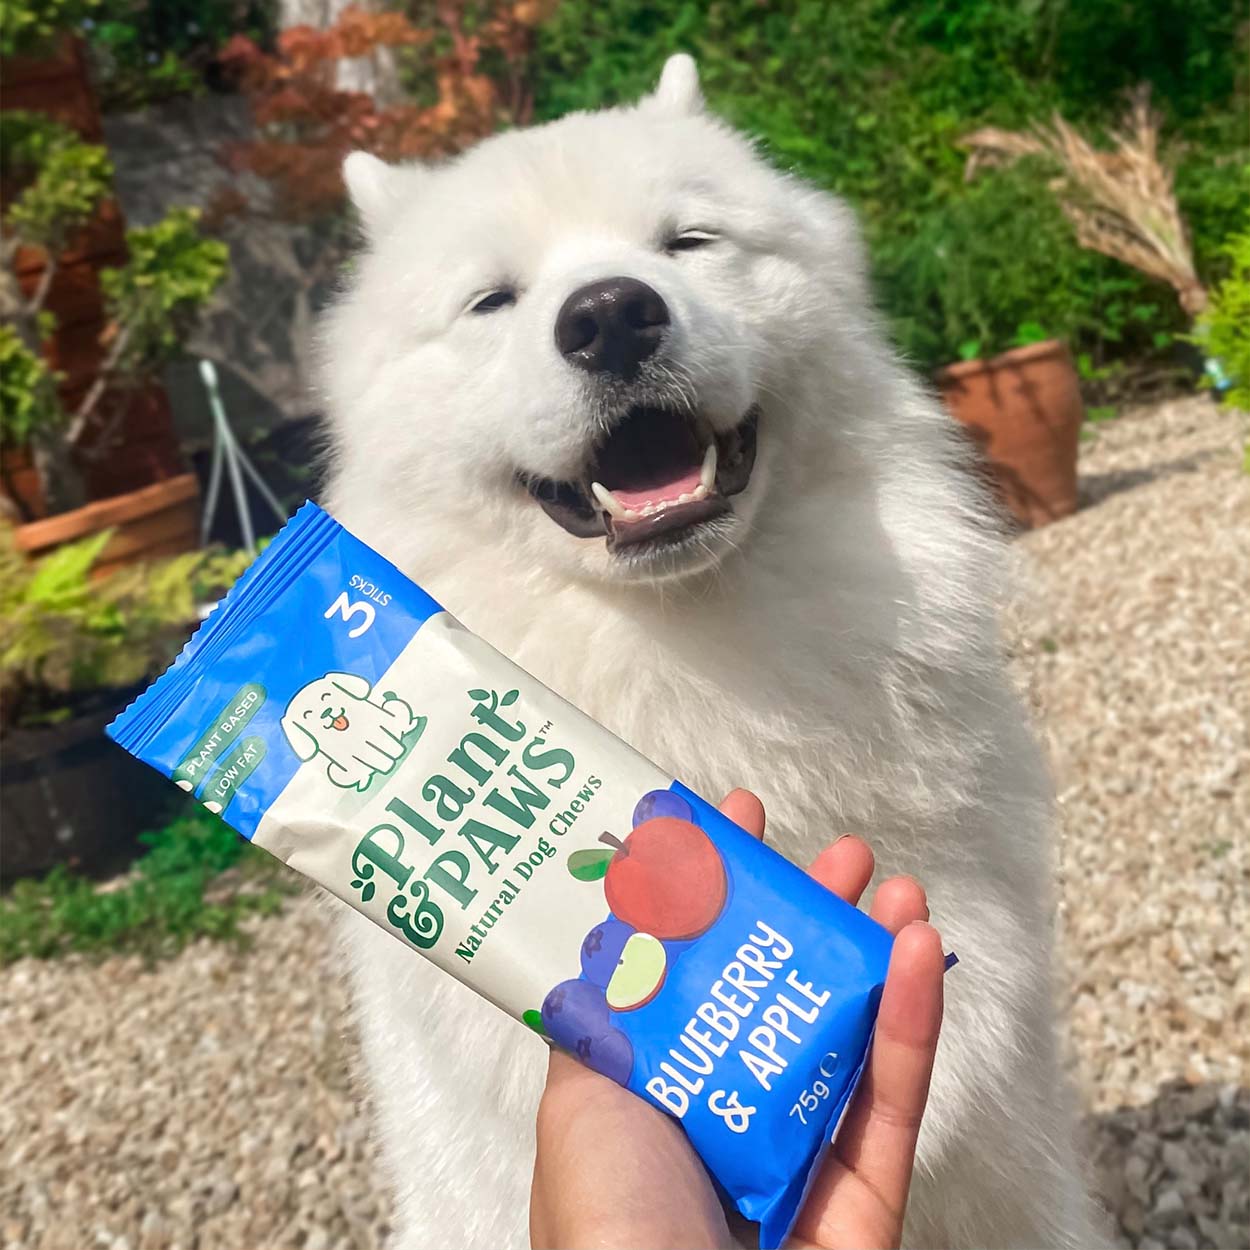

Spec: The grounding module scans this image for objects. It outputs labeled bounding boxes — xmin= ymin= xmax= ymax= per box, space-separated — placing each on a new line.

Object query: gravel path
xmin=1011 ymin=397 xmax=1249 ymax=1249
xmin=2 ymin=396 xmax=1246 ymax=1250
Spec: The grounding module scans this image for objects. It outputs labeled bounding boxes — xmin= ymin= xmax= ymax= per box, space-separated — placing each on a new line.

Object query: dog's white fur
xmin=320 ymin=56 xmax=1100 ymax=1249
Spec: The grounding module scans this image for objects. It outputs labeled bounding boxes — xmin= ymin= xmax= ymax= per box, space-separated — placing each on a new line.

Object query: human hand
xmin=530 ymin=789 xmax=944 ymax=1250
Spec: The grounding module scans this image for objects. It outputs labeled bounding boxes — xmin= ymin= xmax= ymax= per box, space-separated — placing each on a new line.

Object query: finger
xmin=869 ymin=875 xmax=929 ymax=935
xmin=808 ymin=836 xmax=875 ymax=906
xmin=535 ymin=1050 xmax=650 ymax=1178
xmin=832 ymin=922 xmax=945 ymax=1203
xmin=543 ymin=1045 xmax=590 ymax=1095
xmin=719 ymin=788 xmax=766 ymax=840
xmin=534 ymin=1049 xmax=729 ymax=1249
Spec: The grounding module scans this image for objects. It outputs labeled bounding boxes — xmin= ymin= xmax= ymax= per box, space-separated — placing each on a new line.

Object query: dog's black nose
xmin=554 ymin=277 xmax=669 ymax=379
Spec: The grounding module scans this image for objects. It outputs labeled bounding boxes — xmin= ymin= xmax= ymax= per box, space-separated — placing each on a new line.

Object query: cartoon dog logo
xmin=281 ymin=672 xmax=420 ymax=791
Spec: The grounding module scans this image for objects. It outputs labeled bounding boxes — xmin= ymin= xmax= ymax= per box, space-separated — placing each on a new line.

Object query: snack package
xmin=109 ymin=502 xmax=897 ymax=1248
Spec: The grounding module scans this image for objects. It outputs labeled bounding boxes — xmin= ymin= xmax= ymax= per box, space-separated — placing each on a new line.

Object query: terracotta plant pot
xmin=0 ymin=446 xmax=44 ymax=522
xmin=936 ymin=340 xmax=1084 ymax=528
xmin=13 ymin=473 xmax=200 ymax=577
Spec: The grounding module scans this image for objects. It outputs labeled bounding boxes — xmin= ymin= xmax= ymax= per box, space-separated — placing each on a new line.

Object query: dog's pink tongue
xmin=612 ymin=467 xmax=702 ymax=511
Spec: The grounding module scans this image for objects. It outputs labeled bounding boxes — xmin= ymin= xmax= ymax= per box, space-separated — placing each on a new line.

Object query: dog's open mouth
xmin=520 ymin=405 xmax=759 ymax=553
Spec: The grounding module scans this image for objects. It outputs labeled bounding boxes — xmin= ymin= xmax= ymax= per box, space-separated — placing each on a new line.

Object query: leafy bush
xmin=98 ymin=209 xmax=230 ymax=377
xmin=0 ymin=525 xmax=255 ymax=725
xmin=1195 ymin=217 xmax=1250 ymax=412
xmin=0 ymin=0 xmax=97 ymax=56
xmin=0 ymin=0 xmax=272 ymax=105
xmin=1 ymin=112 xmax=227 ymax=514
xmin=85 ymin=0 xmax=275 ymax=109
xmin=881 ymin=168 xmax=1182 ymax=366
xmin=0 ymin=112 xmax=113 ymax=252
xmin=961 ymin=87 xmax=1209 ymax=320
xmin=0 ymin=807 xmax=297 ymax=963
xmin=0 ymin=326 xmax=61 ymax=452
xmin=530 ymin=0 xmax=1247 ymax=370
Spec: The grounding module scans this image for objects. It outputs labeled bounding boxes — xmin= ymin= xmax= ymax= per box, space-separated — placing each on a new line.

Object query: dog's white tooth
xmin=622 ymin=508 xmax=641 ymax=521
xmin=591 ymin=481 xmax=628 ymax=520
xmin=700 ymin=442 xmax=717 ymax=491
xmin=692 ymin=483 xmax=708 ymax=500
xmin=678 ymin=492 xmax=693 ymax=503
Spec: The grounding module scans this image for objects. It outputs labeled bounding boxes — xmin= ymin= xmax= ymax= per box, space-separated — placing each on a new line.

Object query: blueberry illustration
xmin=580 ymin=915 xmax=634 ymax=987
xmin=581 ymin=1027 xmax=634 ymax=1085
xmin=540 ymin=979 xmax=610 ymax=1052
xmin=632 ymin=789 xmax=694 ymax=827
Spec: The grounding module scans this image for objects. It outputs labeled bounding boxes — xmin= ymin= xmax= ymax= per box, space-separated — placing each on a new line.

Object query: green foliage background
xmin=83 ymin=0 xmax=274 ymax=109
xmin=99 ymin=208 xmax=230 ymax=373
xmin=0 ymin=0 xmax=272 ymax=106
xmin=1196 ymin=215 xmax=1250 ymax=414
xmin=0 ymin=112 xmax=114 ymax=252
xmin=531 ymin=0 xmax=1248 ymax=371
xmin=0 ymin=527 xmax=255 ymax=715
xmin=0 ymin=808 xmax=296 ymax=962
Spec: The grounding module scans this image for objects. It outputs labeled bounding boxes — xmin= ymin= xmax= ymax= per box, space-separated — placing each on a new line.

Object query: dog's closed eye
xmin=469 ymin=289 xmax=517 ymax=314
xmin=664 ymin=229 xmax=719 ymax=254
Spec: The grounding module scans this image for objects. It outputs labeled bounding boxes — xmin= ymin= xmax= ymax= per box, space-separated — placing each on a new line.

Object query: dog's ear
xmin=648 ymin=53 xmax=703 ymax=115
xmin=343 ymin=151 xmax=413 ymax=236
xmin=327 ymin=672 xmax=372 ymax=700
xmin=281 ymin=714 xmax=319 ymax=762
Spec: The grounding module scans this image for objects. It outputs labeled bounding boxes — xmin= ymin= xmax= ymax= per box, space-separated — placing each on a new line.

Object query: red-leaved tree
xmin=219 ymin=2 xmax=548 ymax=221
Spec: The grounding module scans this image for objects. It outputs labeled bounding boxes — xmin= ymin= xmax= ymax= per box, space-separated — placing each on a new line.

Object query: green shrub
xmin=0 ymin=112 xmax=78 ymax=182
xmin=0 ymin=111 xmax=113 ymax=253
xmin=0 ymin=0 xmax=272 ymax=105
xmin=0 ymin=326 xmax=61 ymax=451
xmin=880 ymin=168 xmax=1183 ymax=366
xmin=2 ymin=114 xmax=227 ymax=513
xmin=98 ymin=208 xmax=230 ymax=376
xmin=1195 ymin=217 xmax=1250 ymax=413
xmin=0 ymin=807 xmax=297 ymax=963
xmin=531 ymin=0 xmax=1246 ymax=370
xmin=0 ymin=0 xmax=97 ymax=56
xmin=85 ymin=0 xmax=275 ymax=108
xmin=0 ymin=525 xmax=256 ymax=725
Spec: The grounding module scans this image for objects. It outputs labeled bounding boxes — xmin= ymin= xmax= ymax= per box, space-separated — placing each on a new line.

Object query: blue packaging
xmin=108 ymin=502 xmax=896 ymax=1247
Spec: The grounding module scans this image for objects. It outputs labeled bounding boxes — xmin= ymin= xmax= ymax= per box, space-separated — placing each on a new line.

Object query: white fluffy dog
xmin=320 ymin=56 xmax=1100 ymax=1249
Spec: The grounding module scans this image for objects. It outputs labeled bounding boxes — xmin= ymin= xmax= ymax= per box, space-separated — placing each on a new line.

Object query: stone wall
xmin=102 ymin=95 xmax=343 ymax=454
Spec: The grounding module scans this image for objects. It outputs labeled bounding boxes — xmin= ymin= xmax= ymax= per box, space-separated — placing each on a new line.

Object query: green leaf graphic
xmin=523 ymin=1009 xmax=546 ymax=1036
xmin=500 ymin=690 xmax=519 ymax=706
xmin=468 ymin=688 xmax=489 ymax=701
xmin=567 ymin=848 xmax=613 ymax=882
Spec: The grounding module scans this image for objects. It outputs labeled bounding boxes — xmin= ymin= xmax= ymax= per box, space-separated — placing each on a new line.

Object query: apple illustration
xmin=601 ymin=817 xmax=727 ymax=940
xmin=606 ymin=932 xmax=667 ymax=1011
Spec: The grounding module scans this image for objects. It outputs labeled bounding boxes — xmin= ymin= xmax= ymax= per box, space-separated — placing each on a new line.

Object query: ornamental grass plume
xmin=961 ymin=85 xmax=1207 ymax=318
